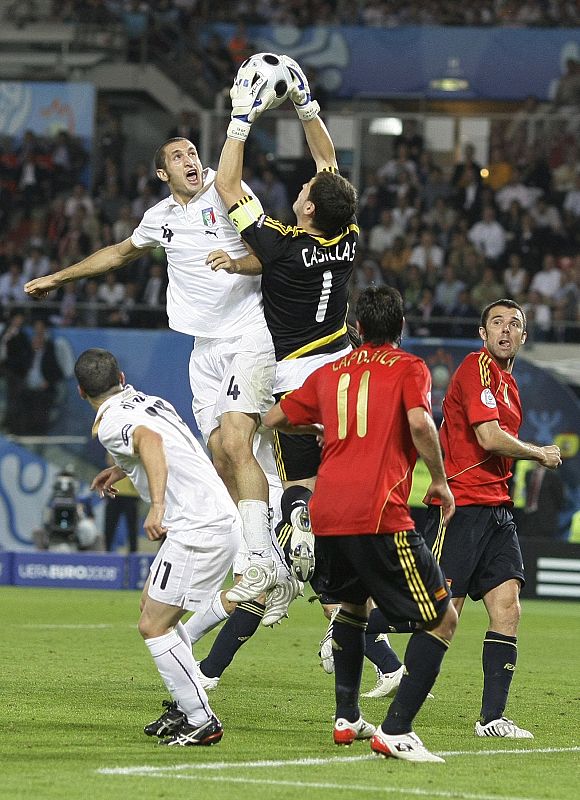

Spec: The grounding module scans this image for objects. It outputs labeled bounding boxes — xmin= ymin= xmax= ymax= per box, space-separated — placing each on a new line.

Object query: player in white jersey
xmin=74 ymin=347 xmax=241 ymax=746
xmin=24 ymin=137 xmax=293 ymax=621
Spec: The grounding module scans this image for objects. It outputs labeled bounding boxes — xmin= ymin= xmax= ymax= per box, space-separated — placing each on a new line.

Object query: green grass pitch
xmin=2 ymin=585 xmax=579 ymax=800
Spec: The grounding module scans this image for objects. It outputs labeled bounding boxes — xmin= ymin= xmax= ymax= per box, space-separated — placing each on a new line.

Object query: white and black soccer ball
xmin=236 ymin=52 xmax=293 ymax=110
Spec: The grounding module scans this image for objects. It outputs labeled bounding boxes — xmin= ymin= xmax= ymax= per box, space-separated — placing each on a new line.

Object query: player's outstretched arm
xmin=215 ymin=70 xmax=273 ymax=208
xmin=283 ymin=56 xmax=337 ymax=171
xmin=133 ymin=425 xmax=168 ymax=541
xmin=474 ymin=420 xmax=562 ymax=468
xmin=24 ymin=238 xmax=145 ymax=298
xmin=91 ymin=465 xmax=126 ymax=498
xmin=408 ymin=406 xmax=455 ymax=525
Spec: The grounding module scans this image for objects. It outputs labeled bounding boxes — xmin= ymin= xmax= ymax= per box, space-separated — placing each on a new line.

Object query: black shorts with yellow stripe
xmin=423 ymin=504 xmax=525 ymax=601
xmin=272 ymin=428 xmax=321 ymax=483
xmin=314 ymin=530 xmax=450 ymax=626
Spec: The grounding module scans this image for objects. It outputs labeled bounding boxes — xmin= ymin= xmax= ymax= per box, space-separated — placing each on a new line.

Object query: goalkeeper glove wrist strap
xmin=227 ymin=119 xmax=252 ymax=141
xmin=294 ymin=99 xmax=320 ymax=121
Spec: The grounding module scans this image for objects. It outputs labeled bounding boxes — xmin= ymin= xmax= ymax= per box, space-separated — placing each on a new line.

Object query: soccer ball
xmin=236 ymin=52 xmax=293 ymax=110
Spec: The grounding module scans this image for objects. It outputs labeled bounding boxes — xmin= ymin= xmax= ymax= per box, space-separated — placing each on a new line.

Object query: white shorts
xmin=274 ymin=345 xmax=352 ymax=394
xmin=189 ymin=326 xmax=276 ymax=443
xmin=147 ymin=527 xmax=240 ymax=612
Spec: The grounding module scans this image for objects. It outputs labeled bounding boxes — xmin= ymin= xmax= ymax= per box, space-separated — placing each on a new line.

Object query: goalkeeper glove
xmin=227 ymin=66 xmax=278 ymax=141
xmin=282 ymin=55 xmax=320 ymax=121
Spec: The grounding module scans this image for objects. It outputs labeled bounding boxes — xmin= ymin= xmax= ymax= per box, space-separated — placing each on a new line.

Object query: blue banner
xmin=0 ymin=81 xmax=95 ymax=139
xmin=13 ymin=552 xmax=125 ymax=589
xmin=0 ymin=552 xmax=13 ymax=584
xmin=127 ymin=553 xmax=155 ymax=590
xmin=210 ymin=24 xmax=580 ymax=101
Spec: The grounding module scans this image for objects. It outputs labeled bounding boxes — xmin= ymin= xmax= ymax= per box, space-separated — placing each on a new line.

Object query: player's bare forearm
xmin=215 ymin=136 xmax=245 ymax=207
xmin=263 ymin=402 xmax=320 ymax=437
xmin=474 ymin=420 xmax=562 ymax=467
xmin=24 ymin=238 xmax=143 ymax=297
xmin=133 ymin=426 xmax=168 ymax=539
xmin=207 ymin=249 xmax=262 ymax=275
xmin=408 ymin=408 xmax=447 ymax=483
xmin=302 ymin=116 xmax=338 ymax=171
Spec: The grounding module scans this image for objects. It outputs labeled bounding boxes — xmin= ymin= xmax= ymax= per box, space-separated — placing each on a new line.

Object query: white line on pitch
xmin=97 ymin=745 xmax=580 ymax=776
xmin=102 ymin=772 xmax=544 ymax=800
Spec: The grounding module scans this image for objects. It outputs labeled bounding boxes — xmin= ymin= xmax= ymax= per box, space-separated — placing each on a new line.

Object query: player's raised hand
xmin=282 ymin=55 xmax=320 ymax=121
xmin=539 ymin=444 xmax=562 ymax=469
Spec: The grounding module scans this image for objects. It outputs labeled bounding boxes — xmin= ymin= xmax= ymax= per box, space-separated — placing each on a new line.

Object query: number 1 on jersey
xmin=337 ymin=370 xmax=370 ymax=439
xmin=316 ymin=270 xmax=333 ymax=322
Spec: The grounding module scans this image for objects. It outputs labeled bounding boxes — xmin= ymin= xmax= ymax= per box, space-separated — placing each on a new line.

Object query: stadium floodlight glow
xmin=429 ymin=78 xmax=470 ymax=92
xmin=369 ymin=117 xmax=403 ymax=135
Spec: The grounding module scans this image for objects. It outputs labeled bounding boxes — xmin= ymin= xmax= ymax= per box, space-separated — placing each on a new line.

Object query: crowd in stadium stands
xmin=1 ymin=1 xmax=579 ymax=340
xmin=1 ymin=108 xmax=579 ymax=342
xmin=8 ymin=1 xmax=580 ymax=28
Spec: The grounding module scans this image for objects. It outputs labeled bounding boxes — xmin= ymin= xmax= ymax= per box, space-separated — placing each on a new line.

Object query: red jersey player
xmin=423 ymin=298 xmax=561 ymax=739
xmin=264 ymin=285 xmax=457 ymax=763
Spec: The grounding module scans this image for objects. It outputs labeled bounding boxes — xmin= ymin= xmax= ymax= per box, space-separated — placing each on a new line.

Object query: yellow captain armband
xmin=228 ymin=194 xmax=264 ymax=233
xmin=319 ymin=166 xmax=339 ymax=174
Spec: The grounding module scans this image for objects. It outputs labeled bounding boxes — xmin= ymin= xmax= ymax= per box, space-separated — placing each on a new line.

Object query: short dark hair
xmin=308 ymin=172 xmax=357 ymax=236
xmin=154 ymin=137 xmax=194 ymax=171
xmin=74 ymin=349 xmax=121 ymax=398
xmin=480 ymin=298 xmax=527 ymax=330
xmin=355 ymin=285 xmax=404 ymax=346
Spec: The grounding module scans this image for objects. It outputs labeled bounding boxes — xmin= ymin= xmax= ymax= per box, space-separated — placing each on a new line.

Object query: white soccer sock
xmin=238 ymin=499 xmax=273 ymax=563
xmin=175 ymin=621 xmax=191 ymax=650
xmin=144 ymin=629 xmax=212 ymax=727
xmin=183 ymin=592 xmax=230 ymax=645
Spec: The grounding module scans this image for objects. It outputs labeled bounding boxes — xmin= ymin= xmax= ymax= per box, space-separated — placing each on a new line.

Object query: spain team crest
xmin=202 ymin=207 xmax=217 ymax=226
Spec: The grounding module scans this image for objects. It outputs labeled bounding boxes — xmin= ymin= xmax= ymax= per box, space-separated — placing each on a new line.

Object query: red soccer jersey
xmin=439 ymin=347 xmax=522 ymax=506
xmin=280 ymin=344 xmax=432 ymax=535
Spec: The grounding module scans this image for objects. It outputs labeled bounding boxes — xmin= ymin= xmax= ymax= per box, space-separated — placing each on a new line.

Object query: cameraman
xmin=33 ymin=467 xmax=103 ymax=552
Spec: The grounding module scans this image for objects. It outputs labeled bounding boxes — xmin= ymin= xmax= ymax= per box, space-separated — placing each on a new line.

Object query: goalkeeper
xmin=211 ymin=56 xmax=358 ymax=597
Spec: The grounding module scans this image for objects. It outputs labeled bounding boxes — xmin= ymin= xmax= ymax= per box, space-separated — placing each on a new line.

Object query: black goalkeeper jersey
xmin=241 ymin=215 xmax=358 ymax=361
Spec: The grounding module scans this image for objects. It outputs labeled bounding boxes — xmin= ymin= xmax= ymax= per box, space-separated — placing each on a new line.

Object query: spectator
xmin=97 ymin=271 xmax=126 ymax=309
xmin=379 ymin=234 xmax=412 ymax=281
xmin=64 ymin=183 xmax=95 ymax=219
xmin=409 ymin=228 xmax=444 ymax=273
xmin=433 ymin=265 xmax=465 ymax=314
xmin=495 ymin=166 xmax=542 ymax=213
xmin=483 ymin=146 xmax=513 ymax=192
xmin=468 ymin=206 xmax=507 ymax=264
xmin=141 ymin=263 xmax=168 ymax=327
xmin=448 ymin=288 xmax=480 ymax=337
xmin=19 ymin=319 xmax=65 ymax=435
xmin=523 ymin=289 xmax=552 ymax=341
xmin=563 ymin=173 xmax=580 ymax=219
xmin=503 ymin=252 xmax=529 ymax=300
xmin=452 ymin=142 xmax=482 ymax=189
xmin=529 ymin=253 xmax=562 ymax=302
xmin=454 ymin=164 xmax=484 ymax=224
xmin=0 ymin=261 xmax=27 ymax=308
xmin=79 ymin=279 xmax=103 ymax=328
xmin=0 ymin=310 xmax=32 ymax=434
xmin=471 ymin=266 xmax=504 ymax=310
xmin=22 ymin=247 xmax=50 ymax=283
xmin=367 ymin=208 xmax=403 ymax=256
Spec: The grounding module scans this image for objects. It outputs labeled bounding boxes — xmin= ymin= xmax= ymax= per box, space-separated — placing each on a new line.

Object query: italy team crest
xmin=202 ymin=207 xmax=217 ymax=226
